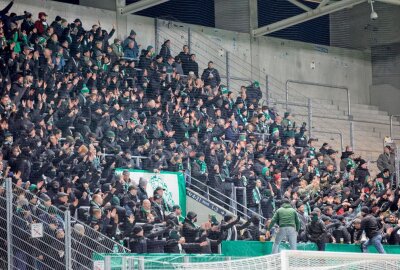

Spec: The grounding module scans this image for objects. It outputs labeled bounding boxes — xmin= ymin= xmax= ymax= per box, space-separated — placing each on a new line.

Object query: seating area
xmin=0 ymin=1 xmax=399 ymax=269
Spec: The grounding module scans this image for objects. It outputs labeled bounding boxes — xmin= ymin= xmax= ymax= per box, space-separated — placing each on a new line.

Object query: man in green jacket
xmin=266 ymin=198 xmax=300 ymax=253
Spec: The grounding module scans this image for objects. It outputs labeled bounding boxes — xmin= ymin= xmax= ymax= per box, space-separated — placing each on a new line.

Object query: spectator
xmin=201 ymin=61 xmax=220 ymax=89
xmin=178 ymin=45 xmax=190 ymax=74
xmin=186 ymin=54 xmax=199 ymax=78
xmin=34 ymin=11 xmax=48 ymax=35
xmin=266 ymin=198 xmax=300 ymax=253
xmin=159 ymin=40 xmax=171 ymax=61
xmin=358 ymin=206 xmax=386 ymax=254
xmin=377 ymin=145 xmax=395 ymax=174
xmin=307 ymin=211 xmax=328 ymax=251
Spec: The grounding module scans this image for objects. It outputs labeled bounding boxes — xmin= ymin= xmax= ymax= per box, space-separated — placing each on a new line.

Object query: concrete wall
xmin=186 ymin=193 xmax=224 ymax=224
xmin=4 ymin=0 xmax=372 ymax=105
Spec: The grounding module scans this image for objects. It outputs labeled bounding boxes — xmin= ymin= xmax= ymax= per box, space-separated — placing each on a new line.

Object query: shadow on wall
xmin=370 ymin=84 xmax=400 ymax=116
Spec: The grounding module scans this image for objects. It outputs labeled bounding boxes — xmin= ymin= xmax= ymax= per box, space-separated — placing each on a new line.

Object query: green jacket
xmin=268 ymin=203 xmax=300 ymax=231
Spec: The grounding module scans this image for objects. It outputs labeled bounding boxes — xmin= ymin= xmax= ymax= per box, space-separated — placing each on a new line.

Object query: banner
xmin=115 ymin=169 xmax=186 ymax=215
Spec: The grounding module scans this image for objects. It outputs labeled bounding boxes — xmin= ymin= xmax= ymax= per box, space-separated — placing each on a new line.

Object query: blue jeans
xmin=361 ymin=234 xmax=386 ymax=254
xmin=272 ymin=226 xmax=298 ymax=254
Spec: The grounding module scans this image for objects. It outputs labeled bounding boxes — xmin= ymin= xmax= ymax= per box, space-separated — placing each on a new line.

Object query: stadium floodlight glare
xmin=120 ymin=0 xmax=170 ymax=16
xmin=369 ymin=0 xmax=378 ymax=20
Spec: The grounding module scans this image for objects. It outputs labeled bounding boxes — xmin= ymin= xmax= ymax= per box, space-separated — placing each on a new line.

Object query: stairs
xmin=272 ymin=97 xmax=400 ymax=176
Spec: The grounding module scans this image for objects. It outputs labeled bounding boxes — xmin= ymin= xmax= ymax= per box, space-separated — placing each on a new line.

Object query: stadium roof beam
xmin=376 ymin=0 xmax=400 ymax=5
xmin=288 ymin=0 xmax=312 ymax=11
xmin=252 ymin=0 xmax=366 ymax=37
xmin=120 ymin=0 xmax=170 ymax=16
xmin=318 ymin=0 xmax=331 ymax=7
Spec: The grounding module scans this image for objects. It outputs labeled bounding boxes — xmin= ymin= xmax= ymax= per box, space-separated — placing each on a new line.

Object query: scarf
xmin=196 ymin=159 xmax=207 ymax=174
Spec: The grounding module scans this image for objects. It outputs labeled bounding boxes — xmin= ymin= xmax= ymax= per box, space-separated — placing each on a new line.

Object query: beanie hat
xmin=210 ymin=215 xmax=219 ymax=226
xmin=111 ymin=196 xmax=120 ymax=206
xmin=169 ymin=230 xmax=180 ymax=240
xmin=81 ymin=84 xmax=90 ymax=94
xmin=132 ymin=226 xmax=143 ymax=235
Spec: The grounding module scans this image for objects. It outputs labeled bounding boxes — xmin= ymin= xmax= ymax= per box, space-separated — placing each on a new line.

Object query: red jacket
xmin=34 ymin=19 xmax=47 ymax=34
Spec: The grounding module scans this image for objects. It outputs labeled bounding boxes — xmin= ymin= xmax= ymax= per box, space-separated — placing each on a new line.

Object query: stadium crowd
xmin=0 ymin=1 xmax=399 ymax=266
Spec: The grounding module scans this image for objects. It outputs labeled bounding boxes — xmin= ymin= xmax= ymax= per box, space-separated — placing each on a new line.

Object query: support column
xmin=249 ymin=0 xmax=260 ymax=81
xmin=115 ymin=0 xmax=128 ymax=40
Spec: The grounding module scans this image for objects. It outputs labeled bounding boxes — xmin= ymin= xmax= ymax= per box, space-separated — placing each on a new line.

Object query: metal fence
xmin=0 ymin=178 xmax=128 ymax=270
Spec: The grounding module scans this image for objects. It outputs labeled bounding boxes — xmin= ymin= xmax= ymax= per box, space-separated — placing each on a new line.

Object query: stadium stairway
xmin=272 ymin=97 xmax=400 ymax=175
xmin=186 ymin=175 xmax=263 ymax=225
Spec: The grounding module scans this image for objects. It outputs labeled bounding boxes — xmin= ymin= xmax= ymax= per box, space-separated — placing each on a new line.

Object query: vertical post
xmin=390 ymin=115 xmax=393 ymax=138
xmin=338 ymin=132 xmax=344 ymax=153
xmin=226 ymin=51 xmax=230 ymax=90
xmin=64 ymin=210 xmax=72 ymax=270
xmin=155 ymin=18 xmax=159 ymax=53
xmin=396 ymin=147 xmax=400 ymax=189
xmin=6 ymin=178 xmax=13 ymax=270
xmin=350 ymin=121 xmax=355 ymax=150
xmin=138 ymin=256 xmax=145 ymax=270
xmin=231 ymin=186 xmax=237 ymax=214
xmin=265 ymin=74 xmax=269 ymax=107
xmin=243 ymin=188 xmax=248 ymax=217
xmin=347 ymin=88 xmax=351 ymax=117
xmin=188 ymin=28 xmax=192 ymax=53
xmin=115 ymin=0 xmax=127 ymax=40
xmin=183 ymin=256 xmax=189 ymax=263
xmin=307 ymin=98 xmax=312 ymax=139
xmin=104 ymin=256 xmax=111 ymax=270
xmin=280 ymin=250 xmax=290 ymax=270
xmin=285 ymin=81 xmax=289 ymax=111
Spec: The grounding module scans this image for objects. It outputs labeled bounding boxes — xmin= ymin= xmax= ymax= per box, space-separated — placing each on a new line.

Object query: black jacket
xmin=307 ymin=219 xmax=327 ymax=242
xmin=129 ymin=235 xmax=148 ymax=253
xmin=359 ymin=215 xmax=382 ymax=239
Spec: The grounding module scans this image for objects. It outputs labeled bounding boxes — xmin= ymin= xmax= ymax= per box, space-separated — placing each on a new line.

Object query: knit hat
xmin=111 ymin=196 xmax=120 ymax=206
xmin=29 ymin=184 xmax=38 ymax=193
xmin=296 ymin=200 xmax=304 ymax=209
xmin=262 ymin=167 xmax=269 ymax=176
xmin=238 ymin=134 xmax=247 ymax=142
xmin=221 ymin=86 xmax=229 ymax=95
xmin=186 ymin=211 xmax=197 ymax=220
xmin=130 ymin=30 xmax=137 ymax=36
xmin=169 ymin=230 xmax=181 ymax=240
xmin=40 ymin=193 xmax=51 ymax=202
xmin=81 ymin=84 xmax=90 ymax=94
xmin=38 ymin=37 xmax=47 ymax=45
xmin=210 ymin=215 xmax=219 ymax=226
xmin=132 ymin=226 xmax=143 ymax=235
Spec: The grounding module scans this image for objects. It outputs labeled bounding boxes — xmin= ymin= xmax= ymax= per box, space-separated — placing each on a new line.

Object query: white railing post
xmin=64 ymin=210 xmax=72 ymax=270
xmin=280 ymin=250 xmax=290 ymax=270
xmin=6 ymin=178 xmax=13 ymax=270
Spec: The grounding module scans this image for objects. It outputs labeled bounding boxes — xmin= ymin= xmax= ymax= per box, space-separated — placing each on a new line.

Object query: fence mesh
xmin=106 ymin=251 xmax=400 ymax=270
xmin=0 ymin=179 xmax=128 ymax=270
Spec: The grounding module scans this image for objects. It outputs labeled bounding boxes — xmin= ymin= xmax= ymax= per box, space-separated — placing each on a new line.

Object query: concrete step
xmin=344 ymin=108 xmax=389 ymax=117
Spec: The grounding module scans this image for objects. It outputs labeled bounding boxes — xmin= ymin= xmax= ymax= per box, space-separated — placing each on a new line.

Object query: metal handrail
xmin=185 ymin=173 xmax=266 ymax=226
xmin=285 ymin=80 xmax=351 ymax=117
xmin=312 ymin=129 xmax=344 ymax=152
